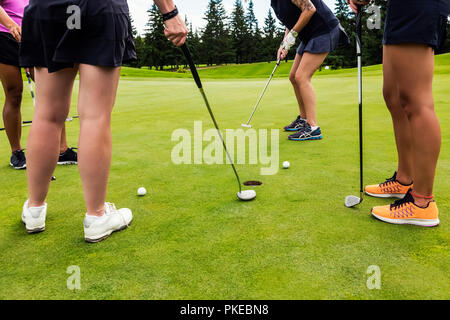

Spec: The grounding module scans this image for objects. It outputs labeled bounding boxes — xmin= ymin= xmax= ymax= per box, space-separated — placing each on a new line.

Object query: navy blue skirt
xmin=0 ymin=32 xmax=20 ymax=66
xmin=383 ymin=0 xmax=448 ymax=51
xmin=19 ymin=0 xmax=137 ymax=72
xmin=297 ymin=24 xmax=349 ymax=55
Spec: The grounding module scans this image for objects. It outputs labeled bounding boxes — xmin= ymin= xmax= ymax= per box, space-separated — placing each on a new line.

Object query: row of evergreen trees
xmin=130 ymin=0 xmax=450 ymax=70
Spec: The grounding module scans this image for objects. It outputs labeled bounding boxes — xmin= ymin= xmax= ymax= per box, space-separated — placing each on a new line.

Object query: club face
xmin=345 ymin=195 xmax=361 ymax=208
xmin=237 ymin=190 xmax=256 ymax=201
xmin=241 ymin=124 xmax=252 ymax=128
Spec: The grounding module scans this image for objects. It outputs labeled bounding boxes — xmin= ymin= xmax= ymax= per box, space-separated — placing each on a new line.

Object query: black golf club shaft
xmin=356 ymin=6 xmax=364 ymax=200
xmin=181 ymin=44 xmax=242 ymax=193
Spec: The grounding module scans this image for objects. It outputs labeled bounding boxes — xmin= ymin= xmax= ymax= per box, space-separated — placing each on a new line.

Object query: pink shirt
xmin=0 ymin=0 xmax=29 ymax=33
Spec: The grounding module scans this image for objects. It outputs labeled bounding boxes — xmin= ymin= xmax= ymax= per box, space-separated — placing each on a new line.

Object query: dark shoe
xmin=10 ymin=150 xmax=26 ymax=170
xmin=58 ymin=147 xmax=78 ymax=165
xmin=284 ymin=115 xmax=307 ymax=132
xmin=288 ymin=124 xmax=323 ymax=141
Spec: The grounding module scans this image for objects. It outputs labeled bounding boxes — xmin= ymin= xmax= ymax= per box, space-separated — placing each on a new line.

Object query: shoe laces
xmin=380 ymin=172 xmax=397 ymax=188
xmin=13 ymin=149 xmax=26 ymax=162
xmin=390 ymin=189 xmax=414 ymax=210
xmin=105 ymin=202 xmax=117 ymax=214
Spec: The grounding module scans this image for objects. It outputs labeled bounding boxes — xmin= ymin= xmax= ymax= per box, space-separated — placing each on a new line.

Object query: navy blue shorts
xmin=0 ymin=32 xmax=20 ymax=66
xmin=20 ymin=0 xmax=136 ymax=72
xmin=383 ymin=0 xmax=449 ymax=51
xmin=297 ymin=24 xmax=349 ymax=55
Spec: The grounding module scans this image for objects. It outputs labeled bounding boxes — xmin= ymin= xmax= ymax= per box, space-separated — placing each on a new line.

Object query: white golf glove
xmin=281 ymin=30 xmax=298 ymax=52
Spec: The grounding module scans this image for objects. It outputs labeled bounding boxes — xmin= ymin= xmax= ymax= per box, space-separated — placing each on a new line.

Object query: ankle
xmin=411 ymin=190 xmax=433 ymax=208
xmin=396 ymin=172 xmax=413 ymax=186
xmin=28 ymin=200 xmax=46 ymax=208
xmin=86 ymin=206 xmax=106 ymax=217
xmin=59 ymin=147 xmax=68 ymax=154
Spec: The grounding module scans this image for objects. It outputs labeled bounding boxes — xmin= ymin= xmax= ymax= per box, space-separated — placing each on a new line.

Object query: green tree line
xmin=129 ymin=0 xmax=450 ymax=70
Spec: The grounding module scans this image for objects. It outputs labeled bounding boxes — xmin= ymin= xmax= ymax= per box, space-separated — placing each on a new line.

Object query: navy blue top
xmin=271 ymin=0 xmax=339 ymax=42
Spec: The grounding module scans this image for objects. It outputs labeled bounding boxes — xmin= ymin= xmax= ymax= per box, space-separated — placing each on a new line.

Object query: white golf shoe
xmin=83 ymin=202 xmax=133 ymax=243
xmin=22 ymin=200 xmax=47 ymax=234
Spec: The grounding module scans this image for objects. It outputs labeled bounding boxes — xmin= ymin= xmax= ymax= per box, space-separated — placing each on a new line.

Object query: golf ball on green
xmin=283 ymin=161 xmax=290 ymax=169
xmin=137 ymin=187 xmax=147 ymax=196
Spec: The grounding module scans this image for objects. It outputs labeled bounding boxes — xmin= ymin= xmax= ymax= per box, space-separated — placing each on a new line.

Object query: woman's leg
xmin=27 ymin=67 xmax=78 ymax=207
xmin=386 ymin=44 xmax=439 ymax=206
xmin=0 ymin=63 xmax=23 ymax=152
xmin=289 ymin=54 xmax=305 ymax=118
xmin=59 ymin=125 xmax=69 ymax=154
xmin=77 ymin=64 xmax=121 ymax=216
xmin=382 ymin=46 xmax=414 ymax=185
xmin=295 ymin=52 xmax=328 ymax=127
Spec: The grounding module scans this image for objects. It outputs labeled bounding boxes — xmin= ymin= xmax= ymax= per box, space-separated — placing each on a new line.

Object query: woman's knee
xmin=398 ymin=89 xmax=433 ymax=119
xmin=289 ymin=72 xmax=297 ymax=85
xmin=295 ymin=72 xmax=310 ymax=88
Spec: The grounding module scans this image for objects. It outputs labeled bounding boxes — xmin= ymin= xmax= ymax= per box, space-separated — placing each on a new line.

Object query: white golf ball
xmin=283 ymin=161 xmax=290 ymax=169
xmin=137 ymin=187 xmax=147 ymax=196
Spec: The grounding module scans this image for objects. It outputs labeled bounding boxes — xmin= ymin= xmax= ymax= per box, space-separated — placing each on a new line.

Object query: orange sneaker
xmin=371 ymin=189 xmax=439 ymax=227
xmin=365 ymin=172 xmax=412 ymax=199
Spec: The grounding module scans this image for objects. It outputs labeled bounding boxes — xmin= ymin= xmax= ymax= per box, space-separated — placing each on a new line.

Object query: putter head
xmin=241 ymin=124 xmax=252 ymax=128
xmin=345 ymin=195 xmax=362 ymax=208
xmin=237 ymin=190 xmax=256 ymax=201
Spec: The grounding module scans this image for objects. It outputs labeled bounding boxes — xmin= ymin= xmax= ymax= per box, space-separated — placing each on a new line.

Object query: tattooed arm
xmin=290 ymin=0 xmax=317 ymax=34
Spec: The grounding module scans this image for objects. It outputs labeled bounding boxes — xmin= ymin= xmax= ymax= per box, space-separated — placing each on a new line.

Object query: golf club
xmin=180 ymin=44 xmax=256 ymax=201
xmin=1 ymin=116 xmax=79 ymax=131
xmin=25 ymin=68 xmax=35 ymax=106
xmin=345 ymin=6 xmax=364 ymax=208
xmin=241 ymin=58 xmax=281 ymax=128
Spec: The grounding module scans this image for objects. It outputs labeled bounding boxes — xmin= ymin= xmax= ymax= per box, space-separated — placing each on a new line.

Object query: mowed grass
xmin=0 ymin=54 xmax=449 ymax=300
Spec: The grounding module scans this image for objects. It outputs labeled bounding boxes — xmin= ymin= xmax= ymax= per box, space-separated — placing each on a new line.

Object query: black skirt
xmin=19 ymin=0 xmax=137 ymax=72
xmin=384 ymin=0 xmax=448 ymax=52
xmin=0 ymin=32 xmax=20 ymax=66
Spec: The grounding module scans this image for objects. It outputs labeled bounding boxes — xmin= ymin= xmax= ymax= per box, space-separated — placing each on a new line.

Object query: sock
xmin=311 ymin=126 xmax=319 ymax=131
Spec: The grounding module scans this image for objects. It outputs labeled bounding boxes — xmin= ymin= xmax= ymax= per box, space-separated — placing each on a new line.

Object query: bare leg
xmin=77 ymin=65 xmax=121 ymax=216
xmin=289 ymin=54 xmax=305 ymax=118
xmin=27 ymin=67 xmax=78 ymax=207
xmin=60 ymin=125 xmax=69 ymax=153
xmin=382 ymin=46 xmax=414 ymax=185
xmin=0 ymin=63 xmax=23 ymax=152
xmin=385 ymin=44 xmax=440 ymax=207
xmin=295 ymin=52 xmax=328 ymax=127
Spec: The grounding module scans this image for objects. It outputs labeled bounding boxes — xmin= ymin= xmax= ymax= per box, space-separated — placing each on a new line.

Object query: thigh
xmin=385 ymin=44 xmax=435 ymax=111
xmin=77 ymin=65 xmax=121 ymax=119
xmin=0 ymin=63 xmax=23 ymax=96
xmin=34 ymin=67 xmax=78 ymax=121
xmin=297 ymin=52 xmax=328 ymax=78
xmin=290 ymin=53 xmax=302 ymax=76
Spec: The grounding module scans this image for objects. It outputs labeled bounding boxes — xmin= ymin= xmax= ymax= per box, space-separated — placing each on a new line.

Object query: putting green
xmin=0 ymin=54 xmax=449 ymax=299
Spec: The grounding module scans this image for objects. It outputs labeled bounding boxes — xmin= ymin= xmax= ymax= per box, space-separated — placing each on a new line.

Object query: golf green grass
xmin=1 ymin=54 xmax=449 ymax=300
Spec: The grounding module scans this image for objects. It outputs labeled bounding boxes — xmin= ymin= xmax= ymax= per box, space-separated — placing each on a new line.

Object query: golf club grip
xmin=181 ymin=44 xmax=202 ymax=89
xmin=356 ymin=6 xmax=362 ymax=42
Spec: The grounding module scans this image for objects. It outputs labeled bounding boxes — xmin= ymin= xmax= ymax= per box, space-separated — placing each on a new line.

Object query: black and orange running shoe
xmin=365 ymin=172 xmax=412 ymax=199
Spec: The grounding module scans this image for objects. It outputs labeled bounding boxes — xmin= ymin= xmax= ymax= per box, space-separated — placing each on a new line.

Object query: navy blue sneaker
xmin=288 ymin=124 xmax=323 ymax=141
xmin=10 ymin=149 xmax=26 ymax=170
xmin=284 ymin=115 xmax=307 ymax=132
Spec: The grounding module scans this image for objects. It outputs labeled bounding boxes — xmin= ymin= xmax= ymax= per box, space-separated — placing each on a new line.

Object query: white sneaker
xmin=22 ymin=200 xmax=47 ymax=234
xmin=83 ymin=202 xmax=133 ymax=243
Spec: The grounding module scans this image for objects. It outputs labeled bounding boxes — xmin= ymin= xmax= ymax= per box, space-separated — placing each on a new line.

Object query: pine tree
xmin=263 ymin=9 xmax=279 ymax=62
xmin=144 ymin=4 xmax=171 ymax=70
xmin=245 ymin=0 xmax=260 ymax=62
xmin=230 ymin=0 xmax=247 ymax=64
xmin=202 ymin=0 xmax=233 ymax=65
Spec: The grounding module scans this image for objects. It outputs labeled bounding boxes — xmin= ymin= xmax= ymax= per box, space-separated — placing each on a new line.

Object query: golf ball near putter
xmin=283 ymin=161 xmax=290 ymax=169
xmin=137 ymin=187 xmax=147 ymax=196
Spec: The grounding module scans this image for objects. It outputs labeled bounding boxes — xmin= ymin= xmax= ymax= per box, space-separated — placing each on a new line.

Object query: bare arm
xmin=291 ymin=0 xmax=316 ymax=34
xmin=153 ymin=0 xmax=188 ymax=47
xmin=347 ymin=0 xmax=371 ymax=13
xmin=0 ymin=6 xmax=21 ymax=41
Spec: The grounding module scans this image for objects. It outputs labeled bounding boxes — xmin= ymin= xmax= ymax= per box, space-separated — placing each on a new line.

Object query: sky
xmin=129 ymin=0 xmax=337 ymax=35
